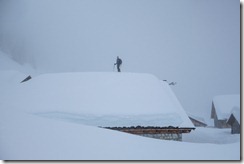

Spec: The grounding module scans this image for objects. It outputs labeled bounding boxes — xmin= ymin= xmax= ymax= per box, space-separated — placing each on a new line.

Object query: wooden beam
xmin=103 ymin=127 xmax=194 ymax=134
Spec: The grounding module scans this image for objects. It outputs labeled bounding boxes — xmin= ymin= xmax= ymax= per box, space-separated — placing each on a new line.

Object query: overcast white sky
xmin=0 ymin=0 xmax=240 ymax=121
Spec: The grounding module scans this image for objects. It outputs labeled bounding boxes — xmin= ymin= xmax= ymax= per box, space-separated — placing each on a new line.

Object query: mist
xmin=0 ymin=0 xmax=240 ymax=121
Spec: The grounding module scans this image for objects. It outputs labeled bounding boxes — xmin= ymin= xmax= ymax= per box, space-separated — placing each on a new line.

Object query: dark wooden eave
xmin=103 ymin=126 xmax=195 ymax=135
xmin=189 ymin=116 xmax=207 ymax=127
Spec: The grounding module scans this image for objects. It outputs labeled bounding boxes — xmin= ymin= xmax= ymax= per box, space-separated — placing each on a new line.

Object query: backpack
xmin=117 ymin=58 xmax=122 ymax=65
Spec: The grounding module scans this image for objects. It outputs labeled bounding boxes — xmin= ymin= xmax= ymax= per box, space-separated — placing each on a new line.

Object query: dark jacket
xmin=116 ymin=58 xmax=122 ymax=65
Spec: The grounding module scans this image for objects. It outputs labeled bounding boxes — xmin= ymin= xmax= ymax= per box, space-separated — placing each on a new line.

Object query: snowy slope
xmin=0 ymin=51 xmax=23 ymax=71
xmin=0 ymin=109 xmax=240 ymax=160
xmin=0 ymin=50 xmax=35 ymax=74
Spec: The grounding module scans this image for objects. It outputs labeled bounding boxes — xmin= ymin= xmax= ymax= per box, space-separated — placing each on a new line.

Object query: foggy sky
xmin=0 ymin=0 xmax=240 ymax=121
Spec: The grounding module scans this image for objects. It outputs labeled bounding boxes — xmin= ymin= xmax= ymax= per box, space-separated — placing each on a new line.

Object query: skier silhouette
xmin=114 ymin=56 xmax=122 ymax=72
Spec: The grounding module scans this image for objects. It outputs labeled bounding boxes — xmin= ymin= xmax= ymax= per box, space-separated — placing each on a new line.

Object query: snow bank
xmin=0 ymin=109 xmax=240 ymax=160
xmin=35 ymin=111 xmax=184 ymax=127
xmin=213 ymin=94 xmax=240 ymax=119
xmin=0 ymin=70 xmax=26 ymax=88
xmin=183 ymin=127 xmax=240 ymax=144
xmin=2 ymin=72 xmax=194 ymax=128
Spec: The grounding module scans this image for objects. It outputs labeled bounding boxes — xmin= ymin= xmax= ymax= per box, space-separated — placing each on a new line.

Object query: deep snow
xmin=0 ymin=52 xmax=240 ymax=160
xmin=0 ymin=109 xmax=240 ymax=160
xmin=1 ymin=71 xmax=194 ymax=128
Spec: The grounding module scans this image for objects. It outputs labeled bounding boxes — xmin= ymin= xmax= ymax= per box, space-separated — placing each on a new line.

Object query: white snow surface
xmin=0 ymin=109 xmax=240 ymax=160
xmin=0 ymin=54 xmax=240 ymax=160
xmin=1 ymin=72 xmax=194 ymax=128
xmin=183 ymin=127 xmax=240 ymax=144
xmin=213 ymin=94 xmax=240 ymax=120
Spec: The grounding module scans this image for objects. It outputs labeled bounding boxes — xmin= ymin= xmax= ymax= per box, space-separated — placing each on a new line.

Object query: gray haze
xmin=0 ymin=0 xmax=240 ymax=122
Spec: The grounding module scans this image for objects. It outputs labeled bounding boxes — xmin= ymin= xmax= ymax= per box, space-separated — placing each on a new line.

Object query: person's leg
xmin=117 ymin=65 xmax=120 ymax=72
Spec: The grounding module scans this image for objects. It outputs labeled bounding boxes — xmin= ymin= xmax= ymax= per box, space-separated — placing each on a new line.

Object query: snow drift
xmin=2 ymin=72 xmax=194 ymax=128
xmin=0 ymin=109 xmax=239 ymax=160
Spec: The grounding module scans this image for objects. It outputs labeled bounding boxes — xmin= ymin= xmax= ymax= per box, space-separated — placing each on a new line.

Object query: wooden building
xmin=104 ymin=126 xmax=195 ymax=141
xmin=227 ymin=107 xmax=240 ymax=134
xmin=36 ymin=73 xmax=195 ymax=141
xmin=211 ymin=94 xmax=240 ymax=128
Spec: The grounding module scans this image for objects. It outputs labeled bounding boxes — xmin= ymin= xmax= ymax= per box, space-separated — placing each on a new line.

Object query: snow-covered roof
xmin=213 ymin=94 xmax=240 ymax=120
xmin=5 ymin=72 xmax=194 ymax=128
xmin=187 ymin=113 xmax=206 ymax=124
xmin=228 ymin=107 xmax=240 ymax=124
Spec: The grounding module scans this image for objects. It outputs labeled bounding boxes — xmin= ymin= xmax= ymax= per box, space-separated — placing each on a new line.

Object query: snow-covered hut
xmin=13 ymin=72 xmax=195 ymax=141
xmin=227 ymin=107 xmax=240 ymax=134
xmin=211 ymin=95 xmax=240 ymax=128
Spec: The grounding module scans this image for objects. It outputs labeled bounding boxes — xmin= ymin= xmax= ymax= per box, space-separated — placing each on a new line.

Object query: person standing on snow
xmin=114 ymin=56 xmax=122 ymax=72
